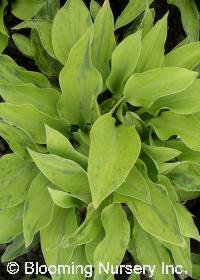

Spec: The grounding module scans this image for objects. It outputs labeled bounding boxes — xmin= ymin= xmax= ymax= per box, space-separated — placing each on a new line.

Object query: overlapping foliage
xmin=0 ymin=0 xmax=200 ymax=279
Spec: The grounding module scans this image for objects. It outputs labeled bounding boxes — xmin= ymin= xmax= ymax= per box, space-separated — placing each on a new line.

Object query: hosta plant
xmin=0 ymin=0 xmax=200 ymax=280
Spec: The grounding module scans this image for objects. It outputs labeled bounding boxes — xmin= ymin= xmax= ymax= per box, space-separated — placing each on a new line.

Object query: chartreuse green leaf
xmin=94 ymin=204 xmax=130 ymax=280
xmin=90 ymin=0 xmax=101 ymax=19
xmin=0 ymin=33 xmax=8 ymax=53
xmin=46 ymin=126 xmax=88 ymax=169
xmin=85 ymin=231 xmax=104 ymax=265
xmin=114 ymin=162 xmax=184 ymax=246
xmin=0 ymin=84 xmax=60 ymax=118
xmin=151 ymin=111 xmax=200 ymax=151
xmin=135 ymin=14 xmax=168 ymax=72
xmin=124 ymin=67 xmax=197 ymax=108
xmin=0 ymin=103 xmax=68 ymax=144
xmin=43 ymin=247 xmax=89 ymax=280
xmin=142 ymin=144 xmax=181 ymax=164
xmin=133 ymin=221 xmax=172 ymax=280
xmin=35 ymin=21 xmax=55 ymax=58
xmin=62 ymin=203 xmax=102 ymax=247
xmin=36 ymin=0 xmax=59 ymax=21
xmin=114 ymin=189 xmax=184 ymax=247
xmin=159 ymin=176 xmax=197 ymax=274
xmin=142 ymin=146 xmax=179 ymax=175
xmin=62 ymin=246 xmax=89 ymax=280
xmin=1 ymin=233 xmax=39 ymax=262
xmin=0 ymin=0 xmax=8 ymax=52
xmin=115 ymin=0 xmax=153 ymax=30
xmin=140 ymin=151 xmax=158 ymax=181
xmin=124 ymin=4 xmax=154 ymax=39
xmin=29 ymin=149 xmax=91 ymax=202
xmin=159 ymin=162 xmax=181 ymax=175
xmin=107 ymin=31 xmax=142 ymax=96
xmin=0 ymin=55 xmax=51 ymax=88
xmin=11 ymin=0 xmax=44 ymax=20
xmin=168 ymin=161 xmax=200 ymax=193
xmin=166 ymin=139 xmax=200 ymax=163
xmin=41 ymin=205 xmax=77 ymax=250
xmin=52 ymin=0 xmax=92 ymax=64
xmin=41 ymin=207 xmax=78 ymax=279
xmin=164 ymin=42 xmax=200 ymax=69
xmin=163 ymin=238 xmax=192 ymax=278
xmin=12 ymin=19 xmax=37 ymax=30
xmin=175 ymin=187 xmax=200 ymax=201
xmin=88 ymin=114 xmax=141 ymax=208
xmin=167 ymin=0 xmax=199 ymax=41
xmin=12 ymin=34 xmax=34 ymax=58
xmin=48 ymin=187 xmax=84 ymax=209
xmin=35 ymin=0 xmax=60 ymax=58
xmin=160 ymin=174 xmax=200 ymax=227
xmin=0 ymin=204 xmax=23 ymax=243
xmin=92 ymin=0 xmax=116 ymax=86
xmin=0 ymin=0 xmax=8 ymax=35
xmin=23 ymin=174 xmax=54 ymax=247
xmin=150 ymin=80 xmax=200 ymax=116
xmin=141 ymin=5 xmax=155 ymax=37
xmin=31 ymin=29 xmax=61 ymax=77
xmin=0 ymin=121 xmax=44 ymax=159
xmin=73 ymin=130 xmax=90 ymax=156
xmin=175 ymin=204 xmax=200 ymax=241
xmin=157 ymin=174 xmax=178 ymax=203
xmin=116 ymin=166 xmax=151 ymax=204
xmin=0 ymin=153 xmax=38 ymax=208
xmin=59 ymin=30 xmax=102 ymax=125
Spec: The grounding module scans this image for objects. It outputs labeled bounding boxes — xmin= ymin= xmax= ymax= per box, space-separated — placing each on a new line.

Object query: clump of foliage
xmin=0 ymin=0 xmax=200 ymax=280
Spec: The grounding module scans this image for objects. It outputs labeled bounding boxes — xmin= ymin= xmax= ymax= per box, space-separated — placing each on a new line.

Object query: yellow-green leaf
xmin=116 ymin=166 xmax=151 ymax=204
xmin=114 ymin=172 xmax=184 ymax=247
xmin=11 ymin=0 xmax=44 ymax=20
xmin=0 ymin=204 xmax=23 ymax=243
xmin=92 ymin=0 xmax=116 ymax=86
xmin=133 ymin=221 xmax=172 ymax=280
xmin=0 ymin=84 xmax=60 ymax=118
xmin=151 ymin=111 xmax=200 ymax=151
xmin=94 ymin=204 xmax=130 ymax=280
xmin=90 ymin=0 xmax=101 ymax=19
xmin=124 ymin=67 xmax=197 ymax=108
xmin=46 ymin=125 xmax=88 ymax=169
xmin=29 ymin=149 xmax=91 ymax=202
xmin=52 ymin=0 xmax=92 ymax=64
xmin=88 ymin=114 xmax=141 ymax=208
xmin=48 ymin=187 xmax=84 ymax=209
xmin=12 ymin=34 xmax=33 ymax=58
xmin=23 ymin=174 xmax=54 ymax=247
xmin=58 ymin=30 xmax=102 ymax=125
xmin=164 ymin=42 xmax=200 ymax=69
xmin=107 ymin=31 xmax=141 ymax=96
xmin=150 ymin=80 xmax=200 ymax=116
xmin=0 ymin=55 xmax=51 ymax=88
xmin=62 ymin=203 xmax=102 ymax=247
xmin=115 ymin=0 xmax=153 ymax=30
xmin=41 ymin=206 xmax=77 ymax=274
xmin=0 ymin=153 xmax=38 ymax=208
xmin=0 ymin=103 xmax=69 ymax=144
xmin=135 ymin=14 xmax=168 ymax=72
xmin=0 ymin=121 xmax=43 ymax=159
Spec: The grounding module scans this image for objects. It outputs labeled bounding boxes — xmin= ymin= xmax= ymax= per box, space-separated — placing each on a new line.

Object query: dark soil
xmin=0 ymin=0 xmax=200 ymax=279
